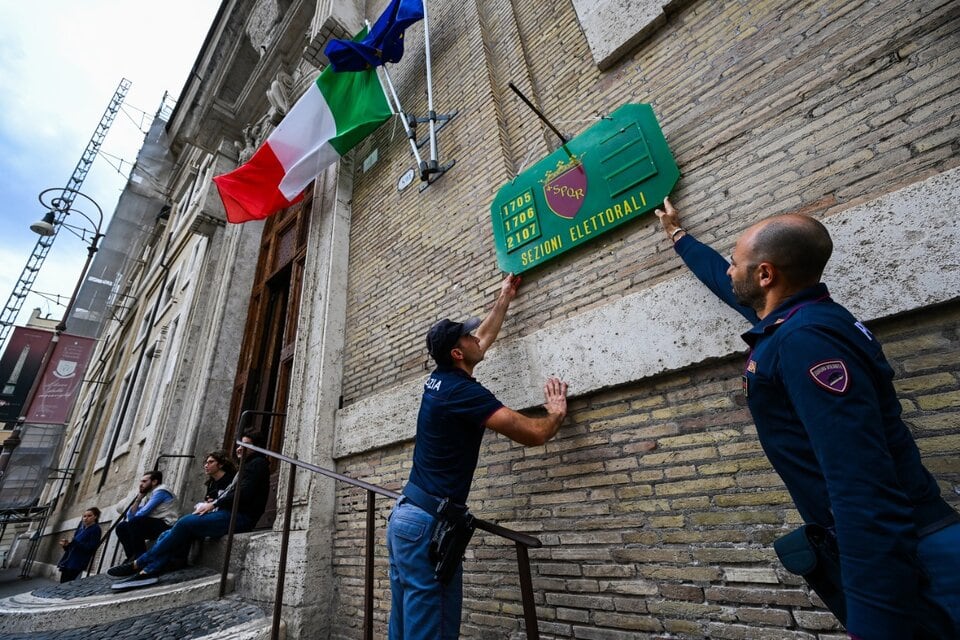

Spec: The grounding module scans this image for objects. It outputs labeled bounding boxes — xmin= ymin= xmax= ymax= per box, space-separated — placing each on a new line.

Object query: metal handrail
xmin=235 ymin=409 xmax=286 ymax=448
xmin=220 ymin=440 xmax=544 ymax=640
xmin=153 ymin=453 xmax=195 ymax=476
xmin=94 ymin=495 xmax=138 ymax=574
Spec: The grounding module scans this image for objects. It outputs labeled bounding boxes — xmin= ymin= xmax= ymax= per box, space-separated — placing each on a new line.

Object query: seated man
xmin=107 ymin=432 xmax=270 ymax=586
xmin=114 ymin=470 xmax=178 ymax=560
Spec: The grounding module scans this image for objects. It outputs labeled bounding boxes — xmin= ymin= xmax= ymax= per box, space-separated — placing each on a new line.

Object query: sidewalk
xmin=0 ymin=566 xmax=272 ymax=639
xmin=0 ymin=566 xmax=58 ymax=599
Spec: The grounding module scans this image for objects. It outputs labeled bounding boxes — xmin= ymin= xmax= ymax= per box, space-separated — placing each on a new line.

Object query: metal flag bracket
xmin=415 ymin=109 xmax=457 ymax=149
xmin=375 ymin=1 xmax=456 ymax=193
xmin=418 ymin=157 xmax=456 ymax=192
xmin=415 ymin=0 xmax=455 ymax=191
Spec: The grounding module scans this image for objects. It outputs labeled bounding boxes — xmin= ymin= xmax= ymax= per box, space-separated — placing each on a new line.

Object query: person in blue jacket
xmin=57 ymin=507 xmax=102 ymax=583
xmin=655 ymin=197 xmax=959 ymax=639
xmin=388 ymin=274 xmax=569 ymax=640
xmin=115 ymin=470 xmax=178 ymax=560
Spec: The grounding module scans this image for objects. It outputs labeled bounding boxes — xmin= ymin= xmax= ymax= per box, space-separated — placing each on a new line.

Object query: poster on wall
xmin=490 ymin=103 xmax=679 ymax=274
xmin=0 ymin=327 xmax=54 ymax=423
xmin=25 ymin=334 xmax=96 ymax=425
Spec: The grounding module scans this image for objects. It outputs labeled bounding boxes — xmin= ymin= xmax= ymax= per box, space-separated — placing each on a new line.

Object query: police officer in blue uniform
xmin=655 ymin=198 xmax=959 ymax=639
xmin=387 ymin=274 xmax=568 ymax=640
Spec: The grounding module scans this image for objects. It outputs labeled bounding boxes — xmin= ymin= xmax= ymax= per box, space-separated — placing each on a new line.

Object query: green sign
xmin=490 ymin=103 xmax=679 ymax=273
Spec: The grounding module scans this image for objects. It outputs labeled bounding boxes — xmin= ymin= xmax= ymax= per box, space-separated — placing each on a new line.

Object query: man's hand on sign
xmin=655 ymin=197 xmax=685 ymax=243
xmin=500 ymin=273 xmax=521 ymax=301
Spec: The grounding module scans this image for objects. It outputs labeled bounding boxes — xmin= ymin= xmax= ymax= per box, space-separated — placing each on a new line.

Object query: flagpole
xmin=421 ymin=0 xmax=439 ymax=173
xmin=378 ymin=66 xmax=426 ymax=172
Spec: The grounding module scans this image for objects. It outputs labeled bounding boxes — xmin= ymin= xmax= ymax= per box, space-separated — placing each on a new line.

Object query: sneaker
xmin=110 ymin=571 xmax=160 ymax=591
xmin=106 ymin=561 xmax=137 ymax=578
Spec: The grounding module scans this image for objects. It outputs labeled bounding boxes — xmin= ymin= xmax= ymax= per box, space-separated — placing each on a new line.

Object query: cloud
xmin=0 ymin=1 xmax=220 ymax=339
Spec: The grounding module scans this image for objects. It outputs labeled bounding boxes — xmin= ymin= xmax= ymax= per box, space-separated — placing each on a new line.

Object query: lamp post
xmin=0 ymin=188 xmax=104 ymax=485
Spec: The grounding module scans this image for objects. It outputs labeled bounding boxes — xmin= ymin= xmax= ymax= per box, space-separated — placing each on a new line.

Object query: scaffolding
xmin=0 ymin=79 xmax=131 ymax=351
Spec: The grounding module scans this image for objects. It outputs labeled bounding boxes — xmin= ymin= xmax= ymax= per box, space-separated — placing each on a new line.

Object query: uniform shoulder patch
xmin=808 ymin=360 xmax=849 ymax=394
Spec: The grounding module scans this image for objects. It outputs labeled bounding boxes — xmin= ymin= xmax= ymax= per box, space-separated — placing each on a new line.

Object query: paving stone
xmin=30 ymin=567 xmax=217 ymax=601
xmin=3 ymin=595 xmax=266 ymax=640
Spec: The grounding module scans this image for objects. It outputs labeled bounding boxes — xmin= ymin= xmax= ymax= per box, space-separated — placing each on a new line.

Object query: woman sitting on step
xmin=107 ymin=433 xmax=269 ymax=589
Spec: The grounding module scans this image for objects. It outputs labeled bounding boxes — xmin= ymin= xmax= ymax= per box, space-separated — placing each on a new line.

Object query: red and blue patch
xmin=808 ymin=360 xmax=849 ymax=394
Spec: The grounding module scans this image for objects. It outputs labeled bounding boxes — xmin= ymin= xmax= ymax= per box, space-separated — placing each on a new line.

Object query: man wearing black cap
xmin=388 ymin=273 xmax=568 ymax=640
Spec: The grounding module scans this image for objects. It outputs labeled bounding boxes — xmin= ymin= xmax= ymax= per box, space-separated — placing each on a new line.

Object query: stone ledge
xmin=195 ymin=614 xmax=283 ymax=640
xmin=0 ymin=595 xmax=270 ymax=640
xmin=572 ymin=0 xmax=695 ymax=70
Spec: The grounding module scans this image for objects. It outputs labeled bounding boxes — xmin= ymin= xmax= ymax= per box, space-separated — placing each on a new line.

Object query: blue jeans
xmin=135 ymin=511 xmax=252 ymax=574
xmin=387 ymin=499 xmax=463 ymax=640
xmin=917 ymin=521 xmax=960 ymax=636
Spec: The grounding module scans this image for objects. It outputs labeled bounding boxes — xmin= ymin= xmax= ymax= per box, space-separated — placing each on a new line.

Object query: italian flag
xmin=213 ymin=65 xmax=392 ymax=224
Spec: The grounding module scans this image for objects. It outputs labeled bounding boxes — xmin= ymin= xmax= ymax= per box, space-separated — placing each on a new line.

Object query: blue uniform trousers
xmin=387 ymin=499 xmax=463 ymax=640
xmin=918 ymin=521 xmax=960 ymax=635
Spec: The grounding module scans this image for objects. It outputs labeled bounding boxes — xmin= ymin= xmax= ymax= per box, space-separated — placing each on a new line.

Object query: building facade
xmin=36 ymin=0 xmax=959 ymax=638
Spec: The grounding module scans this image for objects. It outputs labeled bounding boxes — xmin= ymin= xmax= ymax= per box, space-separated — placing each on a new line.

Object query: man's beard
xmin=732 ymin=277 xmax=763 ymax=312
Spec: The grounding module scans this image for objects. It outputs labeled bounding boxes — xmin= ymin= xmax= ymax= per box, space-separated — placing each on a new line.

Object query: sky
xmin=0 ymin=1 xmax=221 ymax=349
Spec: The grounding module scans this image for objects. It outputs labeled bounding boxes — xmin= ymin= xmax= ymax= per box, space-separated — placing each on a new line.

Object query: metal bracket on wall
xmin=417 ymin=158 xmax=456 ymax=192
xmin=415 ymin=109 xmax=457 ymax=148
xmin=46 ymin=467 xmax=80 ymax=481
xmin=413 ymin=109 xmax=457 ymax=192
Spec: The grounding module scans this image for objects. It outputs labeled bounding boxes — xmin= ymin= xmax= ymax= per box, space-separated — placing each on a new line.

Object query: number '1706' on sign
xmin=501 ymin=189 xmax=541 ymax=251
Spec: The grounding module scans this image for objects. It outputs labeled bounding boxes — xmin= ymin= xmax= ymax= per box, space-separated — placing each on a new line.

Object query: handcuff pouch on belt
xmin=774 ymin=524 xmax=847 ymax=624
xmin=774 ymin=523 xmax=954 ymax=639
xmin=428 ymin=497 xmax=476 ymax=584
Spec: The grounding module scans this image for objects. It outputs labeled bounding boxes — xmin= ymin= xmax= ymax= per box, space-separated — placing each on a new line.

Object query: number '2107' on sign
xmin=501 ymin=189 xmax=541 ymax=251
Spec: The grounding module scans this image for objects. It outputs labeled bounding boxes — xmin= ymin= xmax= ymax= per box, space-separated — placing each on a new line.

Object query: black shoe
xmin=106 ymin=561 xmax=137 ymax=578
xmin=110 ymin=571 xmax=160 ymax=591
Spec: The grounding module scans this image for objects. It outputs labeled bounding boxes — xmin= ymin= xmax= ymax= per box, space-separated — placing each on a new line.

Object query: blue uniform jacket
xmin=674 ymin=233 xmax=956 ymax=639
xmin=407 ymin=366 xmax=504 ymax=505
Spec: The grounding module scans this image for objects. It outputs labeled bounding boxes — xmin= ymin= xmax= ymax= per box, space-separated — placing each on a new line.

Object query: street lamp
xmin=0 ymin=188 xmax=104 ymax=484
xmin=33 ymin=188 xmax=106 ymax=333
xmin=30 ymin=211 xmax=57 ymax=236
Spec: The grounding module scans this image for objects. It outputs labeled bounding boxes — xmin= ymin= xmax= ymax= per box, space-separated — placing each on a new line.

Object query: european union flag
xmin=325 ymin=0 xmax=425 ymax=71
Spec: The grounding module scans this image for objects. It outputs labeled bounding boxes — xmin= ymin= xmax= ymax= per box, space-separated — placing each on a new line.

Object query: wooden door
xmin=225 ymin=189 xmax=311 ymax=527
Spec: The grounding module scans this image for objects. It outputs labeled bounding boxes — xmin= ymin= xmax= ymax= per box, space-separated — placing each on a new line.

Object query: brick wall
xmin=340 ymin=0 xmax=959 ymax=404
xmin=330 ymin=301 xmax=960 ymax=639
xmin=330 ymin=0 xmax=960 ymax=637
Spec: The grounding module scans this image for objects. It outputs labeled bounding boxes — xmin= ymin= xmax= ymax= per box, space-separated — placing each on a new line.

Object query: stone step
xmin=0 ymin=595 xmax=279 ymax=639
xmin=0 ymin=566 xmax=243 ymax=634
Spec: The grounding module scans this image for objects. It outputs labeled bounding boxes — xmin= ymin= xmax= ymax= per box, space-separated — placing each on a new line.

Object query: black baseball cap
xmin=426 ymin=317 xmax=481 ymax=364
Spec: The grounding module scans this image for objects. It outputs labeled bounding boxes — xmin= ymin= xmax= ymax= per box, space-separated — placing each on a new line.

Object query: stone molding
xmin=571 ymin=0 xmax=694 ymax=70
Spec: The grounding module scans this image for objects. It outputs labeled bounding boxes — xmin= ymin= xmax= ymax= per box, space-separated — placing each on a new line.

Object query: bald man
xmin=656 ymin=199 xmax=959 ymax=640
